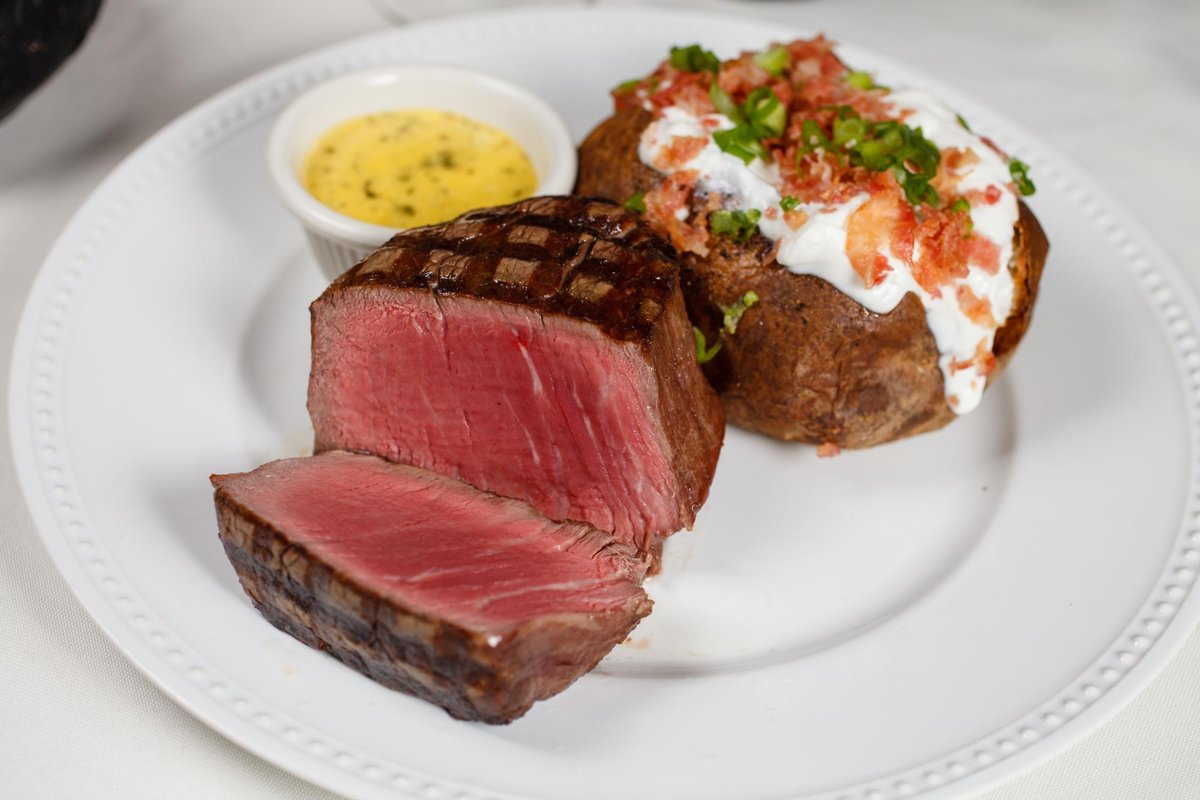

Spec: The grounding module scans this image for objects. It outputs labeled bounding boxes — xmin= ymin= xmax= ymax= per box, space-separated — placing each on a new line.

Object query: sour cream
xmin=638 ymin=93 xmax=1021 ymax=414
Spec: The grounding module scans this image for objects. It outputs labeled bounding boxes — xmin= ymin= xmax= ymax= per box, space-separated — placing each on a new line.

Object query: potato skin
xmin=577 ymin=107 xmax=1049 ymax=448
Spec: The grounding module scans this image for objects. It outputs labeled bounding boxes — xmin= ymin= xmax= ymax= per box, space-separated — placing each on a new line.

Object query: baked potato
xmin=578 ymin=38 xmax=1048 ymax=450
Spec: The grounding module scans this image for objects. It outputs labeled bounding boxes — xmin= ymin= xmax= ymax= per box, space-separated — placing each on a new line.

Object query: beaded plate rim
xmin=9 ymin=7 xmax=1200 ymax=800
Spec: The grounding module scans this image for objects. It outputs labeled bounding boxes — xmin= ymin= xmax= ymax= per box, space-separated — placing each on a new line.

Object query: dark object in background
xmin=0 ymin=0 xmax=103 ymax=122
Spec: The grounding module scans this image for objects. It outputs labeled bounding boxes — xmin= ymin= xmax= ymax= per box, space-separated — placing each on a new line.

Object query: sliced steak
xmin=212 ymin=451 xmax=651 ymax=724
xmin=307 ymin=196 xmax=725 ymax=555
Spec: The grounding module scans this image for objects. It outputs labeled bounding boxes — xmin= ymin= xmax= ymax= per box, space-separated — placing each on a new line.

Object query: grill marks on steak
xmin=308 ymin=196 xmax=725 ymax=554
xmin=348 ymin=196 xmax=679 ymax=342
xmin=212 ymin=452 xmax=651 ymax=724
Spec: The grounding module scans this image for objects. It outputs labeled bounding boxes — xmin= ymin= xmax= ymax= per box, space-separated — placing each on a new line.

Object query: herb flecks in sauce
xmin=303 ymin=109 xmax=537 ymax=228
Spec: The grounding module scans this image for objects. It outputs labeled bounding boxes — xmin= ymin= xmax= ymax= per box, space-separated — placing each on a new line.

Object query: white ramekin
xmin=267 ymin=65 xmax=578 ymax=281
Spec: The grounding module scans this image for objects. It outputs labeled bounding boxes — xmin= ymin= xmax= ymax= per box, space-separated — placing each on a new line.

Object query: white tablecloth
xmin=3 ymin=0 xmax=1198 ymax=797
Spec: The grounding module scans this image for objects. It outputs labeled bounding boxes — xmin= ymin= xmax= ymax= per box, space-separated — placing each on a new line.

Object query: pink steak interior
xmin=215 ymin=452 xmax=644 ymax=633
xmin=309 ymin=288 xmax=681 ymax=551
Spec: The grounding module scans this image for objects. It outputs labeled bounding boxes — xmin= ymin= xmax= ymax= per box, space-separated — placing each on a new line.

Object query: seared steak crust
xmin=334 ymin=195 xmax=681 ymax=343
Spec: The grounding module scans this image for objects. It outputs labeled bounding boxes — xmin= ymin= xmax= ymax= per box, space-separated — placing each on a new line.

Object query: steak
xmin=307 ymin=196 xmax=725 ymax=555
xmin=212 ymin=451 xmax=651 ymax=724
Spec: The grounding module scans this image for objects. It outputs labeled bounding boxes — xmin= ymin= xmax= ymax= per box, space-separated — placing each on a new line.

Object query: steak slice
xmin=211 ymin=451 xmax=651 ymax=724
xmin=307 ymin=196 xmax=725 ymax=555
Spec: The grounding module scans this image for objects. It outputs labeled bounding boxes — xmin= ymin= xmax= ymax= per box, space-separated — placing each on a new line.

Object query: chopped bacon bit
xmin=644 ymin=171 xmax=710 ymax=256
xmin=655 ymin=135 xmax=707 ymax=170
xmin=780 ymin=149 xmax=867 ymax=206
xmin=961 ymin=188 xmax=988 ymax=206
xmin=667 ymin=82 xmax=715 ymax=117
xmin=776 ymin=102 xmax=894 ymax=206
xmin=870 ymin=253 xmax=891 ymax=286
xmin=628 ymin=36 xmax=1017 ymax=329
xmin=965 ymin=234 xmax=1001 ymax=273
xmin=613 ymin=86 xmax=645 ymax=113
xmin=784 ymin=38 xmax=891 ymax=116
xmin=846 ymin=186 xmax=913 ymax=288
xmin=646 ymin=68 xmax=714 ymax=117
xmin=949 ymin=340 xmax=997 ymax=377
xmin=889 ymin=201 xmax=916 ymax=264
xmin=912 ymin=207 xmax=972 ymax=295
xmin=956 ymin=285 xmax=996 ymax=327
xmin=816 ymin=442 xmax=841 ymax=458
xmin=943 ymin=148 xmax=979 ymax=172
xmin=932 ymin=148 xmax=980 ymax=197
xmin=976 ymin=346 xmax=998 ymax=377
xmin=717 ymin=52 xmax=771 ymax=97
xmin=784 ymin=209 xmax=810 ymax=229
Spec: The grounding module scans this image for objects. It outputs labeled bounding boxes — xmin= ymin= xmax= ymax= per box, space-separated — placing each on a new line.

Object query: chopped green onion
xmin=799 ymin=106 xmax=947 ymax=207
xmin=722 ymin=290 xmax=760 ymax=335
xmin=693 ymin=327 xmax=722 ymax=364
xmin=670 ymin=44 xmax=720 ymax=73
xmin=709 ymin=208 xmax=762 ymax=243
xmin=624 ymin=192 xmax=646 ymax=213
xmin=713 ymin=127 xmax=767 ymax=164
xmin=893 ymin=167 xmax=940 ymax=206
xmin=708 ymin=82 xmax=746 ymax=126
xmin=743 ymin=86 xmax=786 ymax=137
xmin=755 ymin=45 xmax=789 ymax=76
xmin=950 ymin=197 xmax=974 ymax=234
xmin=613 ymin=77 xmax=643 ymax=94
xmin=711 ymin=83 xmax=786 ymax=162
xmin=694 ymin=289 xmax=764 ymax=363
xmin=846 ymin=71 xmax=875 ymax=90
xmin=780 ymin=195 xmax=801 ymax=212
xmin=1009 ymin=158 xmax=1036 ymax=196
xmin=832 ymin=115 xmax=867 ymax=148
xmin=851 ymin=138 xmax=888 ymax=170
xmin=956 ymin=113 xmax=971 ymax=131
xmin=846 ymin=119 xmax=942 ymax=206
xmin=798 ymin=118 xmax=833 ymax=155
xmin=846 ymin=71 xmax=889 ymax=91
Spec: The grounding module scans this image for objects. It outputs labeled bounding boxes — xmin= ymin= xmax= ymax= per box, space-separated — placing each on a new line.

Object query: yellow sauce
xmin=302 ymin=109 xmax=538 ymax=228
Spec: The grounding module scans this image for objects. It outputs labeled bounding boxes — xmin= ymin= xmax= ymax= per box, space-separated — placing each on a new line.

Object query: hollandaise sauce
xmin=302 ymin=109 xmax=538 ymax=228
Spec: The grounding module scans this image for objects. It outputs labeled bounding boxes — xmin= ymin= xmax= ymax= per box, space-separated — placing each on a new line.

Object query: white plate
xmin=10 ymin=7 xmax=1200 ymax=800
